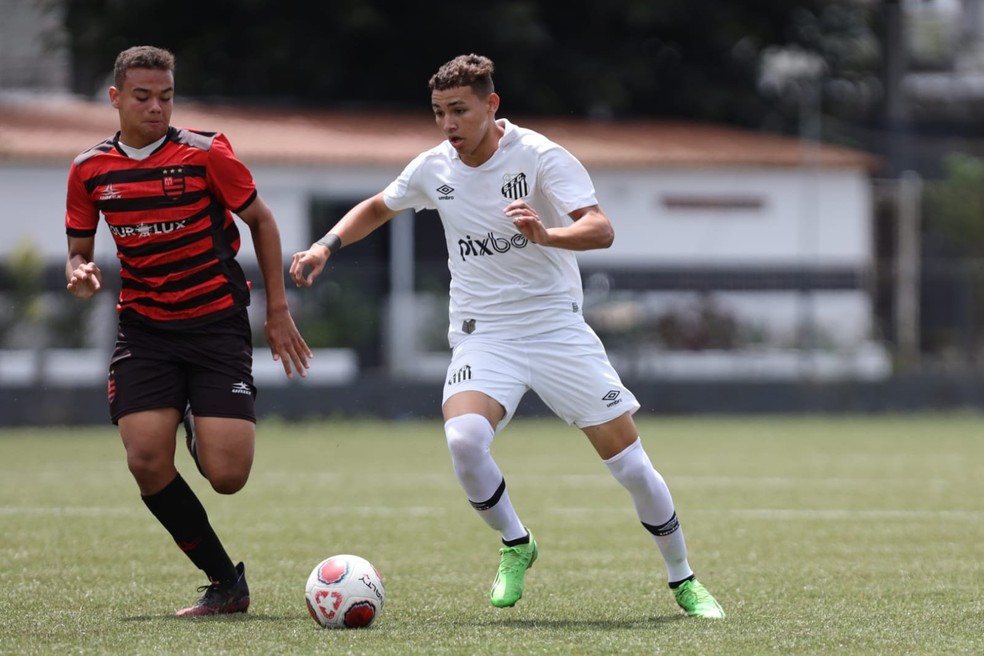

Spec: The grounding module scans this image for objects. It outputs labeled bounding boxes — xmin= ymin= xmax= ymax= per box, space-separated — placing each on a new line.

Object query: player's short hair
xmin=114 ymin=46 xmax=175 ymax=88
xmin=428 ymin=54 xmax=495 ymax=98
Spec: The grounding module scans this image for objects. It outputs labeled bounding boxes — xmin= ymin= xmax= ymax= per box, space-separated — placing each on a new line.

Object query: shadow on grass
xmin=121 ymin=613 xmax=302 ymax=622
xmin=457 ymin=614 xmax=688 ymax=630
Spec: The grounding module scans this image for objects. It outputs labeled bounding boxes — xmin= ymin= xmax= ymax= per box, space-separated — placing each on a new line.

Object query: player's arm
xmin=508 ymin=201 xmax=614 ymax=251
xmin=237 ymin=194 xmax=312 ymax=379
xmin=65 ymin=235 xmax=102 ymax=299
xmin=289 ymin=192 xmax=399 ymax=287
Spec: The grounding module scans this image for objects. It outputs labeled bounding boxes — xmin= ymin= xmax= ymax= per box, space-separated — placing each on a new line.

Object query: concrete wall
xmin=0 ymin=161 xmax=872 ymax=268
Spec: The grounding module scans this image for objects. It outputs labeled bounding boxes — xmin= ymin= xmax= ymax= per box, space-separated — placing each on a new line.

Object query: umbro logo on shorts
xmin=603 ymin=390 xmax=623 ymax=408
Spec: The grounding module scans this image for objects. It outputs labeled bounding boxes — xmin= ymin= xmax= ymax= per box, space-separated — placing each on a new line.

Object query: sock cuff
xmin=602 ymin=436 xmax=643 ymax=466
xmin=444 ymin=413 xmax=494 ymax=435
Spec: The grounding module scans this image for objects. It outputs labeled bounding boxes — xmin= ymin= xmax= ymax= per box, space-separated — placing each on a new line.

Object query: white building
xmin=0 ymin=94 xmax=886 ymax=382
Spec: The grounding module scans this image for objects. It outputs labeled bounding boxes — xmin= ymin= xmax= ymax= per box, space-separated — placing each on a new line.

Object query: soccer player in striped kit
xmin=291 ymin=54 xmax=724 ymax=618
xmin=65 ymin=45 xmax=311 ymax=616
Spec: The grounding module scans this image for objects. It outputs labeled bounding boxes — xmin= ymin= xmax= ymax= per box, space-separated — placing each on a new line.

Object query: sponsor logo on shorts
xmin=602 ymin=390 xmax=623 ymax=408
xmin=231 ymin=381 xmax=252 ymax=395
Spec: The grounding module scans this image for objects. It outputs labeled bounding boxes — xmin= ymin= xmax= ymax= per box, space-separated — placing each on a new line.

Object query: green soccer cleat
xmin=490 ymin=531 xmax=538 ymax=608
xmin=672 ymin=578 xmax=725 ymax=618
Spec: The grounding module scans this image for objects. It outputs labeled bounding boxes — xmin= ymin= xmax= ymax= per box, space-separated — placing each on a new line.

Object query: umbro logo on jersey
xmin=501 ymin=172 xmax=528 ymax=200
xmin=436 ymin=184 xmax=455 ymax=200
xmin=99 ymin=184 xmax=123 ymax=200
xmin=231 ymin=381 xmax=252 ymax=395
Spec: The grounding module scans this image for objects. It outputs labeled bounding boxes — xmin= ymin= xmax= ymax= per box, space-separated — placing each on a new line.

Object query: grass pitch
xmin=1 ymin=414 xmax=982 ymax=655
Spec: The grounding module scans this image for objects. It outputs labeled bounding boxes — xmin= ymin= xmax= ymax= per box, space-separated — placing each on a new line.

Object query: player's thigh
xmin=185 ymin=339 xmax=257 ymax=479
xmin=194 ymin=415 xmax=255 ymax=480
xmin=118 ymin=407 xmax=182 ymax=493
xmin=580 ymin=411 xmax=641 ymax=460
xmin=442 ymin=390 xmax=506 ymax=427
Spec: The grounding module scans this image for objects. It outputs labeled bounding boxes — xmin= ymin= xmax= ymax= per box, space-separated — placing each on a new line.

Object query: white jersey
xmin=383 ymin=119 xmax=597 ymax=346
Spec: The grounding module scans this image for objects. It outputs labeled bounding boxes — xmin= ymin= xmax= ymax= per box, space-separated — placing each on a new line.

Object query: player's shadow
xmin=121 ymin=613 xmax=300 ymax=622
xmin=461 ymin=615 xmax=686 ymax=630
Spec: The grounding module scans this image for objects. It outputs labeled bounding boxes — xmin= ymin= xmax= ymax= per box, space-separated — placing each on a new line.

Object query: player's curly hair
xmin=114 ymin=45 xmax=175 ymax=88
xmin=428 ymin=54 xmax=495 ymax=97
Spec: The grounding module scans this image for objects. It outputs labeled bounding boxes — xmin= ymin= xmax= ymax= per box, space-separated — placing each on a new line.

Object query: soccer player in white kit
xmin=290 ymin=54 xmax=725 ymax=619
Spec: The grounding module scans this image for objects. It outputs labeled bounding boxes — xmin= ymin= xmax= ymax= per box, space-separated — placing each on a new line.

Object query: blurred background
xmin=5 ymin=0 xmax=984 ymax=424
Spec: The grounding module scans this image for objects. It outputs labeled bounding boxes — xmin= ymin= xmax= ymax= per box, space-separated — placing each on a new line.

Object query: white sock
xmin=604 ymin=437 xmax=694 ymax=583
xmin=444 ymin=414 xmax=526 ymax=542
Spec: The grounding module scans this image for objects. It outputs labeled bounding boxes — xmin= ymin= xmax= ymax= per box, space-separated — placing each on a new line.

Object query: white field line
xmin=551 ymin=507 xmax=984 ymax=521
xmin=0 ymin=506 xmax=135 ymax=516
xmin=2 ymin=506 xmax=981 ymax=521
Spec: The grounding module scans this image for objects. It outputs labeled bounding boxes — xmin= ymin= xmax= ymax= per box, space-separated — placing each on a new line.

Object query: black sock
xmin=668 ymin=574 xmax=696 ymax=589
xmin=502 ymin=531 xmax=530 ymax=547
xmin=142 ymin=474 xmax=238 ymax=583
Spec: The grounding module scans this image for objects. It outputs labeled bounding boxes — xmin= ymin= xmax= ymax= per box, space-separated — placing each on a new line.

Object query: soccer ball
xmin=305 ymin=554 xmax=385 ymax=629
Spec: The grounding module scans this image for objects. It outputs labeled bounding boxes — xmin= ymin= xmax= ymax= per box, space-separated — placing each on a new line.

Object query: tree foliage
xmin=63 ymin=0 xmax=882 ymax=135
xmin=924 ymin=153 xmax=984 ymax=257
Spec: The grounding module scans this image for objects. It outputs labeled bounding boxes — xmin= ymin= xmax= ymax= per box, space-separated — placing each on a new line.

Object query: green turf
xmin=1 ymin=414 xmax=982 ymax=655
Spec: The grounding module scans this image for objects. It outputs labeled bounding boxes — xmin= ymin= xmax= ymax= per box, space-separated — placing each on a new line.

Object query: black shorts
xmin=107 ymin=310 xmax=256 ymax=424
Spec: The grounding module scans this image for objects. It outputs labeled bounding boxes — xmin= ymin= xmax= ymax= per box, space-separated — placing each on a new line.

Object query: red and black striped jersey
xmin=66 ymin=126 xmax=257 ymax=329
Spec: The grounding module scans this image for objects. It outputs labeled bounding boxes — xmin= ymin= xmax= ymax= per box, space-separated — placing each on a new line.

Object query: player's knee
xmin=126 ymin=449 xmax=167 ymax=483
xmin=444 ymin=413 xmax=495 ymax=462
xmin=605 ymin=439 xmax=661 ymax=492
xmin=208 ymin=470 xmax=249 ymax=494
xmin=612 ymin=457 xmax=653 ymax=492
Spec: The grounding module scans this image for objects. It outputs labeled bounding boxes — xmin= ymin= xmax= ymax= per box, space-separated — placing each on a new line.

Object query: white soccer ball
xmin=305 ymin=554 xmax=385 ymax=629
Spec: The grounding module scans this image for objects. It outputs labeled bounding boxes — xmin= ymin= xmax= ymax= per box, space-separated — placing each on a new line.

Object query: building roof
xmin=0 ymin=93 xmax=881 ymax=171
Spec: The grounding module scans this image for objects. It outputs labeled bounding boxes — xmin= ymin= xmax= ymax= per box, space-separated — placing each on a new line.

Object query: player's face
xmin=432 ymin=86 xmax=500 ymax=167
xmin=110 ymin=67 xmax=174 ymax=148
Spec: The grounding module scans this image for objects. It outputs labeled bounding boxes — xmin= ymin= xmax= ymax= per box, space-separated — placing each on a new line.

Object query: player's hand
xmin=66 ymin=261 xmax=102 ymax=299
xmin=289 ymin=244 xmax=330 ymax=288
xmin=265 ymin=307 xmax=312 ymax=379
xmin=506 ymin=200 xmax=550 ymax=245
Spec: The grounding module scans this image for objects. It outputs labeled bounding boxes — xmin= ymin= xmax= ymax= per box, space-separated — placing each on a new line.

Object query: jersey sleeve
xmin=206 ymin=133 xmax=258 ymax=214
xmin=64 ymin=162 xmax=99 ymax=237
xmin=537 ymin=145 xmax=598 ymax=217
xmin=382 ymin=151 xmax=434 ymax=212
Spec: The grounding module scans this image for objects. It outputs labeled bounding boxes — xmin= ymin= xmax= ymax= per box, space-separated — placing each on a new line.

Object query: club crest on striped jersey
xmin=162 ymin=166 xmax=185 ymax=197
xmin=501 ymin=172 xmax=528 ymax=200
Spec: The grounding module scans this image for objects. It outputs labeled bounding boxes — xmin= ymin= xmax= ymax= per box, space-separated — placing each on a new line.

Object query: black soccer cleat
xmin=175 ymin=561 xmax=250 ymax=617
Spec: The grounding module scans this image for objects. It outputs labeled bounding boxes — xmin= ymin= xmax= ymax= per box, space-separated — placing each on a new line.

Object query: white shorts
xmin=442 ymin=322 xmax=640 ymax=431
